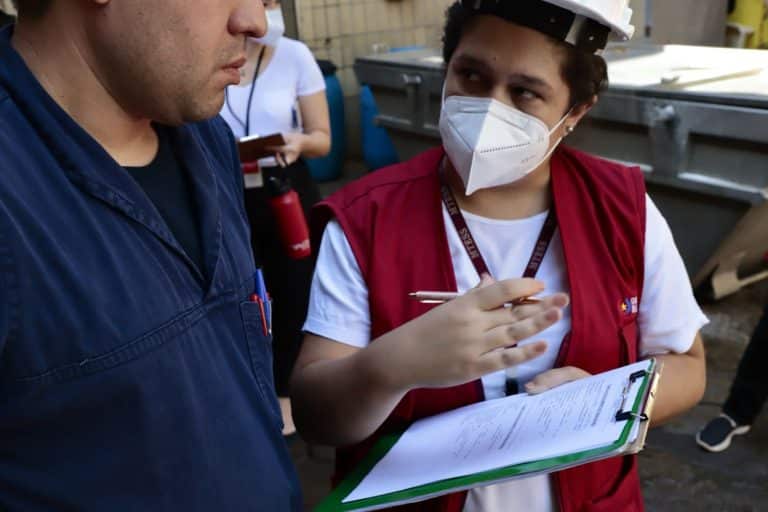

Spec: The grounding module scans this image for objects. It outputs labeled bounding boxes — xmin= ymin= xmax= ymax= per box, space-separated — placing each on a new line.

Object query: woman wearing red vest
xmin=293 ymin=1 xmax=708 ymax=510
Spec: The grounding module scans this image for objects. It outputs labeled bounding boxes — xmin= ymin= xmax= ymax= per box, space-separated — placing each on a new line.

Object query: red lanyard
xmin=439 ymin=161 xmax=557 ymax=280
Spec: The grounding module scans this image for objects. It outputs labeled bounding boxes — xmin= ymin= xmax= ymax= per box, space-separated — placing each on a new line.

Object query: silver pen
xmin=408 ymin=291 xmax=542 ymax=306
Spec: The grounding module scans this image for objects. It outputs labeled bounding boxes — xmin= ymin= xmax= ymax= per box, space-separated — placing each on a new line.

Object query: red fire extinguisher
xmin=266 ymin=175 xmax=311 ymax=260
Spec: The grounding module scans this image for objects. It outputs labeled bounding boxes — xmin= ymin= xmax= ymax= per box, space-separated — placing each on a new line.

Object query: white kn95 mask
xmin=439 ymin=93 xmax=570 ymax=195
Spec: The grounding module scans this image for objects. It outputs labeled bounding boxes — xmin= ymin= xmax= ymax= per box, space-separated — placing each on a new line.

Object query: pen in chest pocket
xmin=252 ymin=269 xmax=272 ymax=335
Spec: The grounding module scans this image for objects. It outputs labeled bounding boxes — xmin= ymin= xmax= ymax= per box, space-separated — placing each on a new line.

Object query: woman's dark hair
xmin=11 ymin=0 xmax=52 ymax=19
xmin=442 ymin=2 xmax=608 ymax=108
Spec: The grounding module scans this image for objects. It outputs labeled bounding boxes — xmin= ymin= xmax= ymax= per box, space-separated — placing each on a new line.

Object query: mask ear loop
xmin=550 ymin=106 xmax=575 ymax=136
xmin=540 ymin=107 xmax=575 ymax=162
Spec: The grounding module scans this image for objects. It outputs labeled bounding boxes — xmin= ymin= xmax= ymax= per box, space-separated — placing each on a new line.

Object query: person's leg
xmin=242 ymin=185 xmax=273 ymax=278
xmin=697 ymin=302 xmax=768 ymax=452
xmin=723 ymin=302 xmax=768 ymax=425
xmin=262 ymin=247 xmax=314 ymax=396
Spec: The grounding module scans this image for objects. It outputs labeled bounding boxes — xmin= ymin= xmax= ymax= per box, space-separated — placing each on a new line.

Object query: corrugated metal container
xmin=355 ymin=44 xmax=768 ymax=298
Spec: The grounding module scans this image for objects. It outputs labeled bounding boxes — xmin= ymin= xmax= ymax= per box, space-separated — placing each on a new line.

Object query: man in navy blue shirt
xmin=0 ymin=0 xmax=302 ymax=510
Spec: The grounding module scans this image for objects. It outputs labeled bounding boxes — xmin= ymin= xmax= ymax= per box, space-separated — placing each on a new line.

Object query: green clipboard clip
xmin=622 ymin=360 xmax=662 ymax=455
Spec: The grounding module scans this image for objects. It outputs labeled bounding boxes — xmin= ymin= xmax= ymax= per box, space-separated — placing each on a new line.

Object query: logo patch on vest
xmin=619 ymin=296 xmax=638 ymax=316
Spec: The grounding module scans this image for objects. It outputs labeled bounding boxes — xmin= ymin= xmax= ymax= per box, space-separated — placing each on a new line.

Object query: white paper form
xmin=344 ymin=361 xmax=649 ymax=503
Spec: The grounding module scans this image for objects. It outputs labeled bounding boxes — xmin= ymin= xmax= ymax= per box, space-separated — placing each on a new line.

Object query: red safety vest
xmin=312 ymin=146 xmax=647 ymax=512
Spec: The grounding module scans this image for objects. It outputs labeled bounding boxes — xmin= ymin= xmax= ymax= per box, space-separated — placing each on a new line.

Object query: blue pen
xmin=254 ymin=268 xmax=267 ymax=300
xmin=264 ymin=293 xmax=272 ymax=335
xmin=254 ymin=269 xmax=272 ymax=334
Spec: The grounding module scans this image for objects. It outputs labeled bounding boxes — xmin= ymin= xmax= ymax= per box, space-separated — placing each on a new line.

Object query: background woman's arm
xmin=269 ymin=91 xmax=330 ymax=165
xmin=295 ymin=90 xmax=331 ymax=158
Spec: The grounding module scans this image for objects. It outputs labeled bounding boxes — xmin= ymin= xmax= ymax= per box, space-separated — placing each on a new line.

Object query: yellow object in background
xmin=762 ymin=15 xmax=768 ymax=47
xmin=728 ymin=0 xmax=766 ymax=48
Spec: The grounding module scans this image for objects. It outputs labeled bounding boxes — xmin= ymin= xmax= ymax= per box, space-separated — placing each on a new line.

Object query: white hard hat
xmin=546 ymin=0 xmax=634 ymax=40
xmin=460 ymin=0 xmax=635 ymax=53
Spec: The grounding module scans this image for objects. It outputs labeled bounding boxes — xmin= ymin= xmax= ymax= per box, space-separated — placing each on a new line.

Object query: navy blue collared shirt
xmin=0 ymin=26 xmax=301 ymax=511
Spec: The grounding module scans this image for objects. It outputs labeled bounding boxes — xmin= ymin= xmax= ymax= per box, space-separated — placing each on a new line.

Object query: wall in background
xmin=629 ymin=0 xmax=646 ymax=38
xmin=294 ymin=0 xmax=454 ymax=159
xmin=629 ymin=0 xmax=730 ymax=46
xmin=281 ymin=0 xmax=300 ymax=40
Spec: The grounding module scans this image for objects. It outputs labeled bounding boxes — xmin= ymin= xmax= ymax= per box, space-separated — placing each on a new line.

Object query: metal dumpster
xmin=354 ymin=45 xmax=768 ymax=298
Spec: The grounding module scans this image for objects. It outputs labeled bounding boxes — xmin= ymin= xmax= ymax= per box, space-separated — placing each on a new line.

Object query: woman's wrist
xmin=299 ymin=130 xmax=331 ymax=158
xmin=292 ymin=132 xmax=307 ymax=153
xmin=358 ymin=334 xmax=413 ymax=398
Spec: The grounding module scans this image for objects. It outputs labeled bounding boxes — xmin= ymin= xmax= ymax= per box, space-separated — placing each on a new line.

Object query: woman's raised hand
xmin=373 ymin=278 xmax=569 ymax=391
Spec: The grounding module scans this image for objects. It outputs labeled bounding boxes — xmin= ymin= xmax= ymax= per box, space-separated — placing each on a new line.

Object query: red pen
xmin=251 ymin=294 xmax=269 ymax=336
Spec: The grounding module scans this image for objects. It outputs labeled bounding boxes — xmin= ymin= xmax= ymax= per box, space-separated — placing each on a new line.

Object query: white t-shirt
xmin=219 ymin=37 xmax=325 ymax=157
xmin=303 ymin=195 xmax=708 ymax=512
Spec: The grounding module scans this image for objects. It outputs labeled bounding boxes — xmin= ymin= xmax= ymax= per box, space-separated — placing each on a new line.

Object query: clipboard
xmin=237 ymin=133 xmax=285 ymax=163
xmin=623 ymin=361 xmax=661 ymax=455
xmin=315 ymin=359 xmax=661 ymax=512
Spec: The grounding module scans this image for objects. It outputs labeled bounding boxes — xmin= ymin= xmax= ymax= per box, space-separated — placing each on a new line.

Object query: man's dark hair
xmin=11 ymin=0 xmax=52 ymax=19
xmin=442 ymin=2 xmax=608 ymax=108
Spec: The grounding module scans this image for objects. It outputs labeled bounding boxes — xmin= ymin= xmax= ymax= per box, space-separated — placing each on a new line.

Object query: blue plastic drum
xmin=306 ymin=59 xmax=346 ymax=182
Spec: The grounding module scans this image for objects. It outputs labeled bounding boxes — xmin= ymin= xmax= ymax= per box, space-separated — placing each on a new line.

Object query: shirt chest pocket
xmin=239 ymin=300 xmax=282 ymax=426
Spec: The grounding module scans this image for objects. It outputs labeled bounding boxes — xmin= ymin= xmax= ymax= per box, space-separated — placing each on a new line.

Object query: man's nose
xmin=230 ymin=1 xmax=267 ymax=39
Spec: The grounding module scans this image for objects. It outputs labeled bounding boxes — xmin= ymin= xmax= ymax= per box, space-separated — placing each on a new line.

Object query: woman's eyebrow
xmin=452 ymin=54 xmax=494 ymax=74
xmin=453 ymin=53 xmax=553 ymax=94
xmin=506 ymin=73 xmax=554 ymax=94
